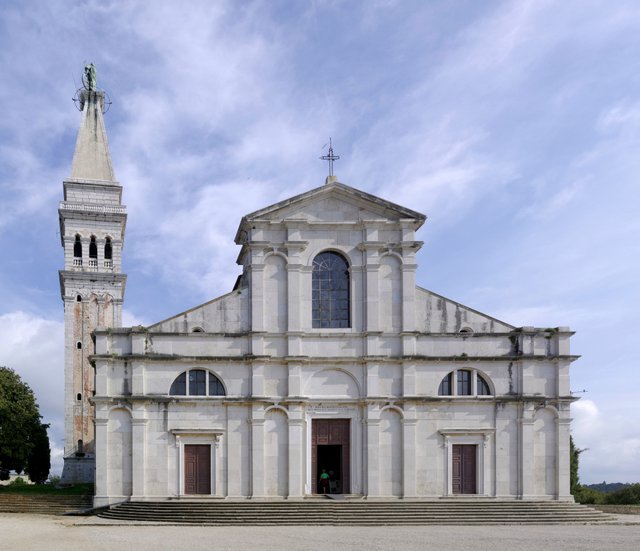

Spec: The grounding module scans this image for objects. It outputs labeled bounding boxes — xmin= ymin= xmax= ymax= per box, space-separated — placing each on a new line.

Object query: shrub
xmin=574 ymin=485 xmax=605 ymax=504
xmin=605 ymin=484 xmax=640 ymax=505
xmin=47 ymin=475 xmax=61 ymax=486
xmin=9 ymin=476 xmax=27 ymax=486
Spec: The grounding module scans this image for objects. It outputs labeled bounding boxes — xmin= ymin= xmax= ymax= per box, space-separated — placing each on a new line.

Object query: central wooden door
xmin=184 ymin=444 xmax=211 ymax=494
xmin=311 ymin=419 xmax=350 ymax=494
xmin=452 ymin=444 xmax=477 ymax=494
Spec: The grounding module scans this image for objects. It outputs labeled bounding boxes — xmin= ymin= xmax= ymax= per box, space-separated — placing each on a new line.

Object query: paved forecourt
xmin=1 ymin=513 xmax=640 ymax=551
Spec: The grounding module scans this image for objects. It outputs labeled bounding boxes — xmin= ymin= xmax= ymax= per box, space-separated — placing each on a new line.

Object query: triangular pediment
xmin=236 ymin=181 xmax=425 ymax=240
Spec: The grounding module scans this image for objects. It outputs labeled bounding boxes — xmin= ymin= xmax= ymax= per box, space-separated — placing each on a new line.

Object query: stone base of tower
xmin=61 ymin=455 xmax=95 ymax=485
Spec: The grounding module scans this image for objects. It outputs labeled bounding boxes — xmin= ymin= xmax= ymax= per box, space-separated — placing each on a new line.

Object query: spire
xmin=69 ymin=88 xmax=115 ymax=181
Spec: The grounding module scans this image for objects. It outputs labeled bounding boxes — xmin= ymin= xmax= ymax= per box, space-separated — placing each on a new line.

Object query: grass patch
xmin=0 ymin=483 xmax=93 ymax=495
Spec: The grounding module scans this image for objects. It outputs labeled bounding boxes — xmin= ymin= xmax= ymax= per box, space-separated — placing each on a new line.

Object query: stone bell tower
xmin=59 ymin=66 xmax=127 ymax=483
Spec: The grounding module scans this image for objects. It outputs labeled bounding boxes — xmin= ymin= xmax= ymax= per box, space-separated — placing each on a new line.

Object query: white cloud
xmin=122 ymin=309 xmax=149 ymax=328
xmin=49 ymin=438 xmax=64 ymax=477
xmin=598 ymin=101 xmax=640 ymax=130
xmin=490 ymin=305 xmax=594 ymax=329
xmin=572 ymin=399 xmax=640 ymax=483
xmin=0 ymin=311 xmax=65 ymax=474
xmin=0 ymin=311 xmax=63 ymax=418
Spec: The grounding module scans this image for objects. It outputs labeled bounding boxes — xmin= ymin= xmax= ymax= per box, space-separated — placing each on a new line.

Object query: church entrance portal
xmin=311 ymin=419 xmax=350 ymax=494
xmin=184 ymin=444 xmax=211 ymax=494
xmin=452 ymin=444 xmax=477 ymax=494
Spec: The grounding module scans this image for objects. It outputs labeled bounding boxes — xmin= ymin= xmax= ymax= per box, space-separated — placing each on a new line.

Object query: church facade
xmin=91 ymin=179 xmax=577 ymax=505
xmin=59 ymin=78 xmax=577 ymax=505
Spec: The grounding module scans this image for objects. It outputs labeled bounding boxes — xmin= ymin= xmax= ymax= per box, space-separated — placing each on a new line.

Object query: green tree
xmin=0 ymin=366 xmax=50 ymax=482
xmin=570 ymin=435 xmax=582 ymax=495
xmin=25 ymin=422 xmax=51 ymax=484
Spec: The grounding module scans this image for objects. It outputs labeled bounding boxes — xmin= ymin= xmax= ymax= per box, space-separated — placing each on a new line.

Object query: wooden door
xmin=452 ymin=444 xmax=477 ymax=494
xmin=311 ymin=419 xmax=350 ymax=494
xmin=184 ymin=444 xmax=211 ymax=494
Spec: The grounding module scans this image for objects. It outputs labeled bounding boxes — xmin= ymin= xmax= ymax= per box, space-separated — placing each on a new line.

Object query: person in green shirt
xmin=319 ymin=469 xmax=330 ymax=494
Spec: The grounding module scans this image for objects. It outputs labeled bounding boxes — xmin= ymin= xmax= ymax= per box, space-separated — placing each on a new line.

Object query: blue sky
xmin=0 ymin=0 xmax=638 ymax=484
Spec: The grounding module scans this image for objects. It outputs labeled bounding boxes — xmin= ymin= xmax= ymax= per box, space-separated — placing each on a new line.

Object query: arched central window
xmin=312 ymin=251 xmax=350 ymax=328
xmin=169 ymin=369 xmax=226 ymax=396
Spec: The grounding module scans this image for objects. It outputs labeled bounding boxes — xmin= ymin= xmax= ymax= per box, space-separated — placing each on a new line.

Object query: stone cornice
xmin=91 ymin=394 xmax=579 ymax=407
xmin=90 ymin=352 xmax=580 ymax=364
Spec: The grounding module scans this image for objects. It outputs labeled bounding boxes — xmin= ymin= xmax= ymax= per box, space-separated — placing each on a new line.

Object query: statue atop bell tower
xmin=59 ymin=65 xmax=127 ymax=484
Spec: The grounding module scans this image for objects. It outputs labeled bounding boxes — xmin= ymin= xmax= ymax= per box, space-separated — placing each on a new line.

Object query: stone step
xmin=0 ymin=494 xmax=92 ymax=514
xmin=101 ymin=513 xmax=607 ymax=521
xmin=98 ymin=501 xmax=614 ymax=525
xmin=106 ymin=505 xmax=603 ymax=513
xmin=113 ymin=503 xmax=597 ymax=508
xmin=99 ymin=508 xmax=609 ymax=514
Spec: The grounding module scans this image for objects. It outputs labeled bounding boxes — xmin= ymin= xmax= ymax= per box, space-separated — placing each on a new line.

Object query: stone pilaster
xmin=557 ymin=416 xmax=573 ymax=500
xmin=250 ymin=412 xmax=265 ymax=498
xmin=93 ymin=418 xmax=109 ymax=507
xmin=131 ymin=417 xmax=147 ymax=499
xmin=519 ymin=414 xmax=535 ymax=498
xmin=402 ymin=415 xmax=418 ymax=498
xmin=288 ymin=416 xmax=305 ymax=498
xmin=365 ymin=416 xmax=380 ymax=497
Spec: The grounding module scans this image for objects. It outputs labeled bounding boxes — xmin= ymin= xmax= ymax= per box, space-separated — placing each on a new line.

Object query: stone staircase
xmin=98 ymin=499 xmax=614 ymax=525
xmin=0 ymin=493 xmax=93 ymax=515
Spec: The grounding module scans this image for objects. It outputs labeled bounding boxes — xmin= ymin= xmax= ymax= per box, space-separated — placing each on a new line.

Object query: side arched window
xmin=438 ymin=372 xmax=453 ymax=395
xmin=74 ymin=235 xmax=82 ymax=258
xmin=104 ymin=237 xmax=112 ymax=260
xmin=169 ymin=369 xmax=226 ymax=397
xmin=169 ymin=372 xmax=186 ymax=395
xmin=312 ymin=251 xmax=350 ymax=328
xmin=477 ymin=374 xmax=491 ymax=395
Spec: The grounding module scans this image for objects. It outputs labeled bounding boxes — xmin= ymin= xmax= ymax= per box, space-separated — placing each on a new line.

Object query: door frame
xmin=311 ymin=419 xmax=351 ymax=494
xmin=306 ymin=407 xmax=360 ymax=495
xmin=172 ymin=430 xmax=223 ymax=497
xmin=439 ymin=429 xmax=494 ymax=497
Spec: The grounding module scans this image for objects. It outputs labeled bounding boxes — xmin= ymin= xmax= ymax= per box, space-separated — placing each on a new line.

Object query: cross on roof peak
xmin=320 ymin=138 xmax=340 ymax=177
